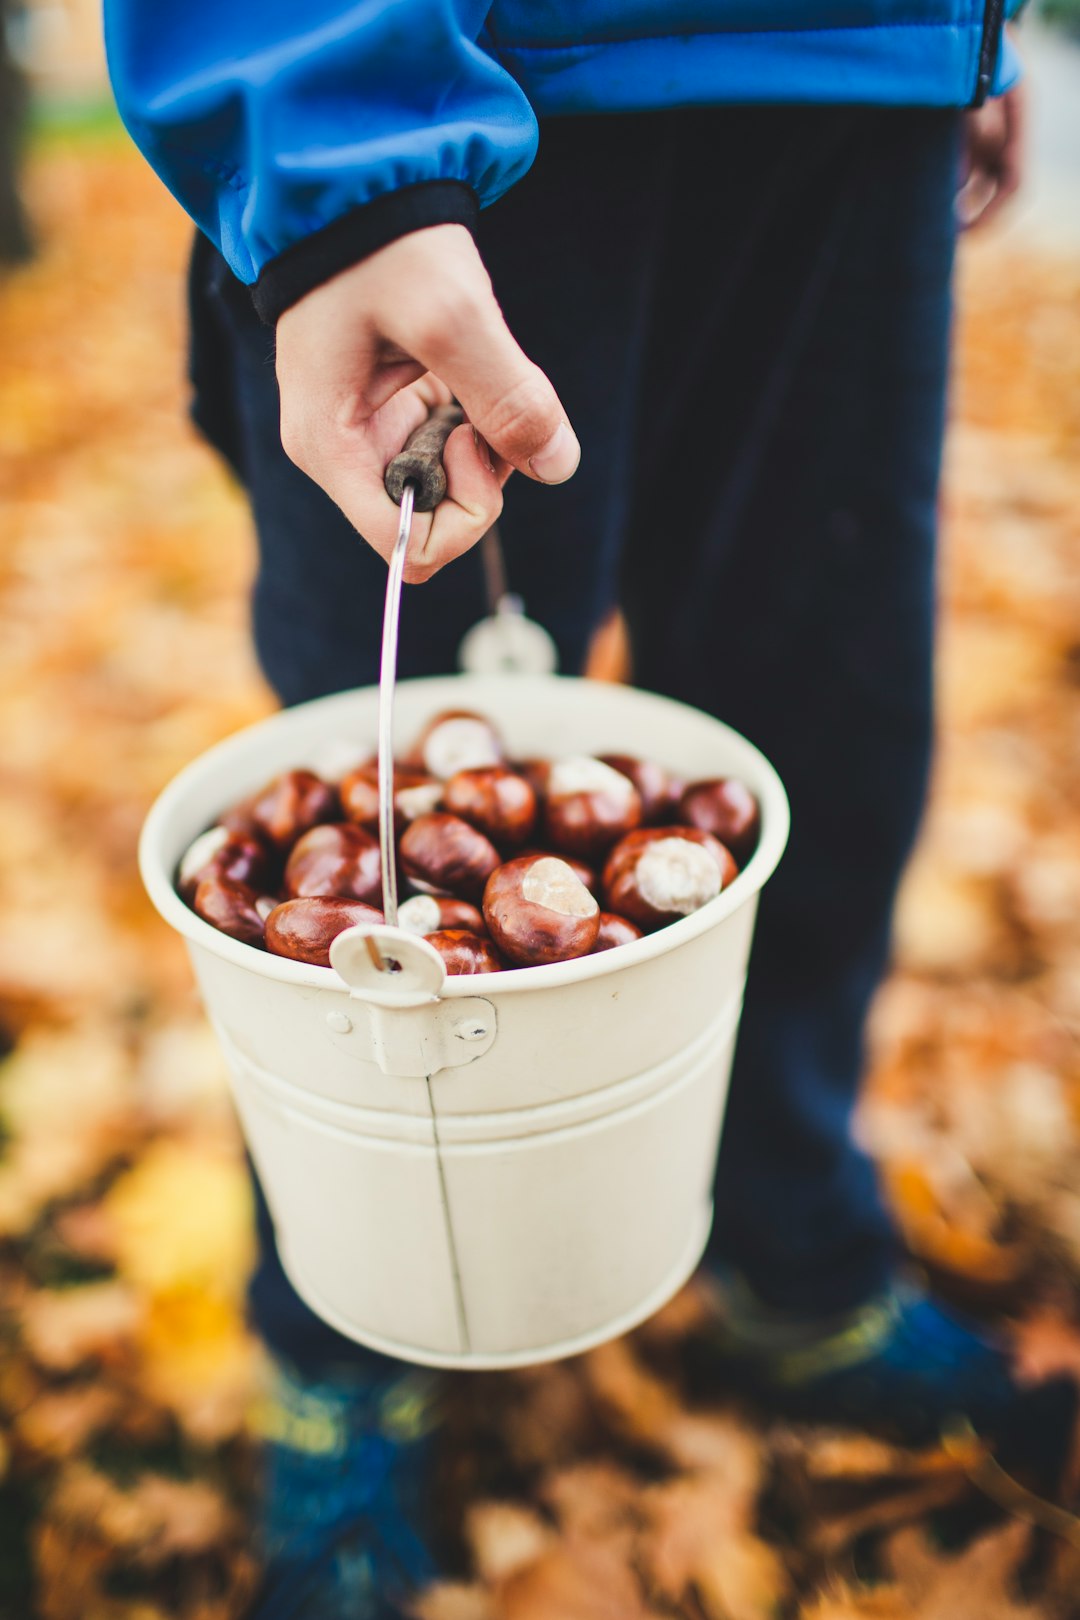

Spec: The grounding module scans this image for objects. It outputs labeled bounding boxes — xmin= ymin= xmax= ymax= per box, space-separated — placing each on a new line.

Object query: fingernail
xmin=472 ymin=426 xmax=494 ymax=474
xmin=528 ymin=422 xmax=580 ymax=484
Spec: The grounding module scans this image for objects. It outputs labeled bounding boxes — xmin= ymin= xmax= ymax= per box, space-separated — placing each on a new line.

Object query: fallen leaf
xmin=540 ymin=1461 xmax=641 ymax=1557
xmin=581 ymin=1338 xmax=682 ymax=1447
xmin=777 ymin=1429 xmax=966 ymax=1484
xmin=1012 ymin=1308 xmax=1080 ymax=1385
xmin=465 ymin=1501 xmax=551 ymax=1583
xmin=880 ymin=1521 xmax=1040 ymax=1620
xmin=800 ymin=1583 xmax=909 ymax=1619
xmin=104 ymin=1137 xmax=254 ymax=1300
xmin=413 ymin=1583 xmax=497 ymax=1620
xmin=497 ymin=1541 xmax=657 ymax=1620
xmin=19 ymin=1281 xmax=143 ymax=1372
xmin=661 ymin=1409 xmax=765 ymax=1496
xmin=133 ymin=1285 xmax=259 ymax=1443
xmin=47 ymin=1461 xmax=241 ymax=1563
xmin=642 ymin=1475 xmax=789 ymax=1620
xmin=15 ymin=1382 xmax=123 ymax=1459
xmin=883 ymin=1159 xmax=1027 ymax=1287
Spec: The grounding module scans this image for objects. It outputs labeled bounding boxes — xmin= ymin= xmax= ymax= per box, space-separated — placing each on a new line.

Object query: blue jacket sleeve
xmin=103 ymin=0 xmax=539 ymax=320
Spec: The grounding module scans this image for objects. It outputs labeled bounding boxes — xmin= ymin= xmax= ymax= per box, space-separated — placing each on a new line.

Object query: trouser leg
xmin=621 ymin=105 xmax=960 ymax=1313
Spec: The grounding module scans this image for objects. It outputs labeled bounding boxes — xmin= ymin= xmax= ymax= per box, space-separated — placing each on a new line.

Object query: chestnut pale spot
xmin=307 ymin=737 xmax=371 ymax=783
xmin=423 ymin=719 xmax=502 ymax=779
xmin=397 ymin=895 xmax=442 ymax=936
xmin=395 ymin=781 xmax=444 ymax=821
xmin=548 ymin=756 xmax=636 ymax=806
xmin=636 ymin=838 xmax=722 ymax=916
xmin=522 ymin=856 xmax=599 ymax=918
xmin=178 ymin=825 xmax=230 ymax=888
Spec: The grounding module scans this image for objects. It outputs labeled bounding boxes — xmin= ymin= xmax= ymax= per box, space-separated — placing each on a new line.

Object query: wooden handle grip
xmin=383 ymin=404 xmax=465 ymax=512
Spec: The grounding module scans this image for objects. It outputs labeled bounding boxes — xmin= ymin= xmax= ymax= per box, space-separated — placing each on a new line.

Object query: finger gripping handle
xmin=384 ymin=404 xmax=465 ymax=512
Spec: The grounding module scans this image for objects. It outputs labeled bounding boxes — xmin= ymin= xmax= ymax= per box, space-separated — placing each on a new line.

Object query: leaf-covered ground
xmin=0 ymin=133 xmax=1078 ymax=1620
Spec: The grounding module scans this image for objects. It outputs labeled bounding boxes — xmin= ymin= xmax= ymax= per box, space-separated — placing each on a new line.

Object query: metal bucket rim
xmin=139 ymin=674 xmax=790 ymax=999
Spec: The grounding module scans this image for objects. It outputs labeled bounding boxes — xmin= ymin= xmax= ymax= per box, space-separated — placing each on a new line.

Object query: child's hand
xmin=958 ymin=80 xmax=1024 ymax=232
xmin=275 ymin=224 xmax=580 ymax=582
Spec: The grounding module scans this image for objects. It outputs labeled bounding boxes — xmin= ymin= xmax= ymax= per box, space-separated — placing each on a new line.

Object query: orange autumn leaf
xmin=641 ymin=1475 xmax=789 ymax=1620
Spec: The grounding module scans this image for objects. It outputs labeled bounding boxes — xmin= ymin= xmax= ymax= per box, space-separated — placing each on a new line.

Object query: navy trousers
xmin=189 ymin=104 xmax=960 ymax=1372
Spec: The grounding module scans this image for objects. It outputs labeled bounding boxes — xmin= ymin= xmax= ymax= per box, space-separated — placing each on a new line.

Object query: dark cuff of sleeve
xmin=251 ymin=180 xmax=479 ymax=325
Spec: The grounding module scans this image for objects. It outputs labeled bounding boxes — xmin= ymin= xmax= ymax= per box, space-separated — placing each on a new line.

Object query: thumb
xmin=411 ymin=293 xmax=581 ymax=485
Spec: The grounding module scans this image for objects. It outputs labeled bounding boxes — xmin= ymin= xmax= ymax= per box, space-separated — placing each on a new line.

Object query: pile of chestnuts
xmin=176 ymin=709 xmax=760 ymax=975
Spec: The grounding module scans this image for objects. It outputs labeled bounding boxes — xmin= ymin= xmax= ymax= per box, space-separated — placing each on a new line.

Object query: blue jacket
xmin=104 ymin=1 xmax=1019 ymax=320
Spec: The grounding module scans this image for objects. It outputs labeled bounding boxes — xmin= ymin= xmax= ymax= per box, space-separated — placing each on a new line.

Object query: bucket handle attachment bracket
xmin=327 ymin=924 xmax=496 ymax=1077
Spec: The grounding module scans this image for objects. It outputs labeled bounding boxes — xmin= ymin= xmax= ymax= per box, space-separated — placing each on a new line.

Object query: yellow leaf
xmin=104 ymin=1138 xmax=254 ymax=1300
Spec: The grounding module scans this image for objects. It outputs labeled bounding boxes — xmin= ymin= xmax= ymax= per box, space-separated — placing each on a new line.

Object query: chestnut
xmin=193 ymin=876 xmax=268 ymax=948
xmin=603 ymin=827 xmax=738 ymax=931
xmin=177 ymin=825 xmax=272 ymax=903
xmin=407 ymin=710 xmax=505 ymax=780
xmin=540 ymin=756 xmax=642 ymax=861
xmin=218 ymin=799 xmax=262 ymax=841
xmin=592 ymin=912 xmax=644 ymax=953
xmin=424 ymin=930 xmax=503 ymax=975
xmin=599 ymin=755 xmax=682 ymax=826
xmin=340 ymin=765 xmax=443 ymax=834
xmin=443 ymin=766 xmax=537 ymax=849
xmin=397 ymin=895 xmax=486 ymax=937
xmin=264 ymin=896 xmax=383 ymax=968
xmin=283 ymin=822 xmax=382 ymax=905
xmin=243 ymin=770 xmax=339 ymax=852
xmin=399 ymin=812 xmax=501 ymax=903
xmin=678 ymin=778 xmax=760 ymax=864
xmin=515 ymin=758 xmax=552 ymax=802
xmin=483 ymin=854 xmax=600 ymax=967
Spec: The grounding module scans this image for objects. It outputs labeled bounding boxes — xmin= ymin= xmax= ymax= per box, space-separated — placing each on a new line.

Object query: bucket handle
xmin=378 ymin=406 xmax=464 ymax=931
xmin=330 ymin=922 xmax=447 ymax=1008
xmin=329 ymin=923 xmax=497 ymax=1074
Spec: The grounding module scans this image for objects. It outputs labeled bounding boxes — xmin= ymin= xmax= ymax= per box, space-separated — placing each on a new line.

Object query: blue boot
xmin=247 ymin=1357 xmax=446 ymax=1620
xmin=691 ymin=1272 xmax=1077 ymax=1488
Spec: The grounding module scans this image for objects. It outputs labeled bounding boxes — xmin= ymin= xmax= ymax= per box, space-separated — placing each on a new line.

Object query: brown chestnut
xmin=407 ymin=710 xmax=505 ymax=779
xmin=399 ymin=812 xmax=501 ymax=902
xmin=599 ymin=755 xmax=682 ymax=826
xmin=424 ymin=930 xmax=503 ymax=975
xmin=264 ymin=897 xmax=383 ymax=967
xmin=340 ymin=764 xmax=443 ymax=833
xmin=242 ymin=770 xmax=338 ymax=852
xmin=283 ymin=822 xmax=382 ymax=905
xmin=515 ymin=758 xmax=552 ymax=801
xmin=193 ymin=876 xmax=268 ymax=947
xmin=397 ymin=895 xmax=486 ymax=937
xmin=177 ymin=826 xmax=272 ymax=903
xmin=483 ymin=854 xmax=600 ymax=966
xmin=443 ymin=767 xmax=537 ymax=848
xmin=592 ymin=912 xmax=644 ymax=953
xmin=540 ymin=756 xmax=642 ymax=861
xmin=217 ymin=799 xmax=261 ymax=841
xmin=602 ymin=827 xmax=738 ymax=931
xmin=678 ymin=778 xmax=760 ymax=865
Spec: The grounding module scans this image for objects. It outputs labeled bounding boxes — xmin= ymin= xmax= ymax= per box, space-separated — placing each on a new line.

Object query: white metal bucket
xmin=139 ymin=675 xmax=789 ymax=1368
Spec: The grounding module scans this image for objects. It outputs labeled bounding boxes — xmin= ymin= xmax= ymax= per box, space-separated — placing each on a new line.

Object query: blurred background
xmin=0 ymin=5 xmax=1078 ymax=1618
